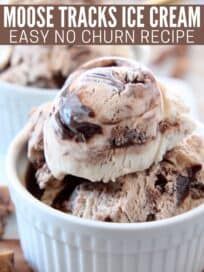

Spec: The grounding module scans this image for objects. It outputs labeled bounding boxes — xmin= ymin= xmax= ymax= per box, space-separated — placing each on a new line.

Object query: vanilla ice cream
xmin=57 ymin=135 xmax=204 ymax=222
xmin=43 ymin=57 xmax=195 ymax=182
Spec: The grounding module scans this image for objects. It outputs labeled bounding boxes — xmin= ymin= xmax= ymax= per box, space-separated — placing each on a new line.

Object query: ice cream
xmin=24 ymin=56 xmax=204 ymax=223
xmin=65 ymin=135 xmax=204 ymax=222
xmin=26 ymin=102 xmax=52 ymax=168
xmin=43 ymin=57 xmax=195 ymax=182
xmin=0 ymin=46 xmax=134 ymax=89
xmin=26 ymin=134 xmax=204 ymax=222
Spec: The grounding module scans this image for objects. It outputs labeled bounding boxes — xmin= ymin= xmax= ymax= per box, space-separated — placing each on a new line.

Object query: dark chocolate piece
xmin=187 ymin=164 xmax=202 ymax=178
xmin=0 ymin=250 xmax=14 ymax=272
xmin=0 ymin=187 xmax=14 ymax=238
xmin=57 ymin=94 xmax=102 ymax=142
xmin=0 ymin=240 xmax=33 ymax=272
xmin=110 ymin=126 xmax=147 ymax=147
xmin=176 ymin=175 xmax=190 ymax=206
xmin=26 ymin=164 xmax=44 ymax=200
xmin=53 ymin=175 xmax=88 ymax=211
xmin=155 ymin=174 xmax=168 ymax=193
xmin=104 ymin=216 xmax=113 ymax=222
xmin=26 ymin=163 xmax=88 ymax=212
xmin=159 ymin=120 xmax=179 ymax=134
xmin=146 ymin=213 xmax=156 ymax=222
xmin=190 ymin=182 xmax=204 ymax=199
xmin=52 ymin=72 xmax=66 ymax=89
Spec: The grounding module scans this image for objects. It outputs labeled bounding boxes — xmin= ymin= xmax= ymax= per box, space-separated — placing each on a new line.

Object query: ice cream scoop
xmin=65 ymin=134 xmax=204 ymax=222
xmin=35 ymin=134 xmax=204 ymax=222
xmin=43 ymin=57 xmax=195 ymax=182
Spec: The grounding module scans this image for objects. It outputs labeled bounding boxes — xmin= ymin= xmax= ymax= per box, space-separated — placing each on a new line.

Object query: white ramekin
xmin=7 ymin=125 xmax=204 ymax=272
xmin=0 ymin=80 xmax=56 ymax=155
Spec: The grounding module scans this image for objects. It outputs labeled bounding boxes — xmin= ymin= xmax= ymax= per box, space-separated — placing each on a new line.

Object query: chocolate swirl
xmin=55 ymin=57 xmax=161 ymax=142
xmin=57 ymin=94 xmax=102 ymax=142
xmin=43 ymin=57 xmax=194 ymax=182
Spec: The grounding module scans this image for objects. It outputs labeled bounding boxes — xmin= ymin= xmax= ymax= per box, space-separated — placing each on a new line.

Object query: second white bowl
xmin=0 ymin=80 xmax=56 ymax=154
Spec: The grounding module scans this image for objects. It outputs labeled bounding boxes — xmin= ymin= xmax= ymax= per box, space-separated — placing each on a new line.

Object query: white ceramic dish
xmin=0 ymin=80 xmax=56 ymax=155
xmin=6 ymin=122 xmax=204 ymax=272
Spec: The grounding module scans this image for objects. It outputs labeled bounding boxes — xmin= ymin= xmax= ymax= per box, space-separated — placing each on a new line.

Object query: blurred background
xmin=148 ymin=45 xmax=204 ymax=122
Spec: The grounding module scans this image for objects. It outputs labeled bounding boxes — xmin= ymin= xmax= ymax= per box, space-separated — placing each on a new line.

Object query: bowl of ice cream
xmin=7 ymin=57 xmax=204 ymax=272
xmin=0 ymin=45 xmax=136 ymax=155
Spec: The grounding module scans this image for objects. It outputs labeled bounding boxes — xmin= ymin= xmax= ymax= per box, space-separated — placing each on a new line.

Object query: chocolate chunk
xmin=187 ymin=164 xmax=202 ymax=178
xmin=26 ymin=164 xmax=44 ymax=200
xmin=26 ymin=163 xmax=88 ymax=211
xmin=104 ymin=216 xmax=113 ymax=222
xmin=159 ymin=120 xmax=179 ymax=134
xmin=72 ymin=122 xmax=102 ymax=142
xmin=122 ymin=69 xmax=146 ymax=85
xmin=0 ymin=240 xmax=33 ymax=272
xmin=52 ymin=72 xmax=66 ymax=89
xmin=0 ymin=250 xmax=14 ymax=272
xmin=57 ymin=94 xmax=102 ymax=142
xmin=146 ymin=213 xmax=156 ymax=222
xmin=191 ymin=182 xmax=204 ymax=191
xmin=55 ymin=112 xmax=75 ymax=139
xmin=59 ymin=93 xmax=95 ymax=121
xmin=111 ymin=126 xmax=147 ymax=147
xmin=125 ymin=129 xmax=147 ymax=145
xmin=0 ymin=187 xmax=14 ymax=238
xmin=146 ymin=187 xmax=160 ymax=208
xmin=155 ymin=174 xmax=168 ymax=193
xmin=53 ymin=175 xmax=88 ymax=211
xmin=190 ymin=182 xmax=204 ymax=199
xmin=0 ymin=187 xmax=13 ymax=214
xmin=176 ymin=175 xmax=190 ymax=206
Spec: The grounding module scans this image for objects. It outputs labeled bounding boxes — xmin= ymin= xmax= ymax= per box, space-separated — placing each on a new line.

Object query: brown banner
xmin=0 ymin=5 xmax=203 ymax=45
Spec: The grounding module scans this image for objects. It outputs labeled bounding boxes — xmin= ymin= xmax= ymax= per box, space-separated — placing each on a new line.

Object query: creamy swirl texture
xmin=43 ymin=57 xmax=195 ymax=182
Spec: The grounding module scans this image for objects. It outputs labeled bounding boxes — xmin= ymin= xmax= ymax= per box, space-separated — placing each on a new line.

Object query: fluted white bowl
xmin=0 ymin=80 xmax=56 ymax=155
xmin=6 ymin=123 xmax=204 ymax=272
